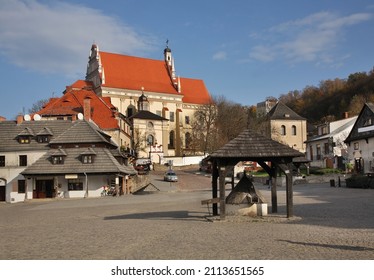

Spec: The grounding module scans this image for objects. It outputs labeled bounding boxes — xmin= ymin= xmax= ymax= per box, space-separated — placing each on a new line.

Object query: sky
xmin=1 ymin=0 xmax=374 ymax=120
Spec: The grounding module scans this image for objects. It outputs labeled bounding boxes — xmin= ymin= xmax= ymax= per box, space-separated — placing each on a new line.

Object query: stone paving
xmin=0 ymin=168 xmax=373 ymax=260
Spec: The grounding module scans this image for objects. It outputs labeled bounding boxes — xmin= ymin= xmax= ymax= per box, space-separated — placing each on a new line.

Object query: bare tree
xmin=191 ymin=100 xmax=218 ymax=154
xmin=28 ymin=99 xmax=49 ymax=114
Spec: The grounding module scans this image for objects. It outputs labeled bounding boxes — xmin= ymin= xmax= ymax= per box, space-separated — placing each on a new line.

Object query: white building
xmin=306 ymin=115 xmax=357 ymax=169
xmin=345 ymin=103 xmax=374 ymax=173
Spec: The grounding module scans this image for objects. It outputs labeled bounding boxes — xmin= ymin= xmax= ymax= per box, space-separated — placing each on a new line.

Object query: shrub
xmin=345 ymin=175 xmax=374 ymax=189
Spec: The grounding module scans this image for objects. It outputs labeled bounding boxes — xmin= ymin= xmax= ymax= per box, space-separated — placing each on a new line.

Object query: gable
xmin=345 ymin=103 xmax=374 ymax=143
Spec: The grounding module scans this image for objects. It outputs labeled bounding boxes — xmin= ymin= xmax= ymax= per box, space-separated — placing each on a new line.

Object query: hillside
xmin=278 ymin=68 xmax=374 ymax=124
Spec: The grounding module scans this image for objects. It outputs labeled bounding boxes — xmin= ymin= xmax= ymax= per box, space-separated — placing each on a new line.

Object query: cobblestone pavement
xmin=0 ymin=168 xmax=373 ymax=260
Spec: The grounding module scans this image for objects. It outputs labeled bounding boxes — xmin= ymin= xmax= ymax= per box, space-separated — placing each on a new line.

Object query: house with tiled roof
xmin=36 ymin=80 xmax=133 ymax=154
xmin=262 ymin=101 xmax=307 ymax=153
xmin=85 ymin=43 xmax=213 ymax=159
xmin=0 ymin=117 xmax=136 ymax=203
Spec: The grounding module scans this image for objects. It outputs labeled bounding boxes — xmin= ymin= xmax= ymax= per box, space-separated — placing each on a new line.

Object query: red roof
xmin=70 ymin=80 xmax=93 ymax=90
xmin=37 ymin=80 xmax=119 ymax=130
xmin=181 ymin=77 xmax=212 ymax=104
xmin=99 ymin=51 xmax=212 ymax=105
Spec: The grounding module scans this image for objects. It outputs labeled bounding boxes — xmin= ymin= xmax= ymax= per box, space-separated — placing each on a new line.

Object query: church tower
xmin=164 ymin=41 xmax=180 ymax=92
xmin=137 ymin=89 xmax=149 ymax=111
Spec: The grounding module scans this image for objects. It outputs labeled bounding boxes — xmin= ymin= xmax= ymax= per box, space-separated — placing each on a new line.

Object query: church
xmin=85 ymin=43 xmax=213 ymax=160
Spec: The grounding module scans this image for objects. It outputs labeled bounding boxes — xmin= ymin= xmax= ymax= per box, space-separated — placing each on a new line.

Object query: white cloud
xmin=249 ymin=11 xmax=373 ymax=65
xmin=212 ymin=51 xmax=227 ymax=61
xmin=0 ymin=0 xmax=156 ymax=77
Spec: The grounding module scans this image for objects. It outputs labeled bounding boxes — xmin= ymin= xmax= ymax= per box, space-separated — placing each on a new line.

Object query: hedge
xmin=345 ymin=175 xmax=374 ymax=189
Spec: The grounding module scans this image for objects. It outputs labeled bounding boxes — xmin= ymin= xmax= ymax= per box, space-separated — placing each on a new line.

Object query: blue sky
xmin=1 ymin=0 xmax=374 ymax=120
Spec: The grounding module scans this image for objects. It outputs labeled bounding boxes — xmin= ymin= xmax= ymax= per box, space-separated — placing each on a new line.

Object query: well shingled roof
xmin=210 ymin=129 xmax=304 ymax=161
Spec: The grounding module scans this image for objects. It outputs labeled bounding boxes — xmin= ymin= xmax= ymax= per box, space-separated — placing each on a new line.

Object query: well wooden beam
xmin=218 ymin=164 xmax=227 ymax=220
xmin=212 ymin=160 xmax=219 ymax=216
xmin=277 ymin=162 xmax=294 ymax=218
xmin=271 ymin=165 xmax=278 ymax=213
xmin=258 ymin=161 xmax=278 ymax=213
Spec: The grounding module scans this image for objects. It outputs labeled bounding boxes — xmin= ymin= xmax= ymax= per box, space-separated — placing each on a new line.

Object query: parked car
xmin=199 ymin=158 xmax=212 ymax=173
xmin=135 ymin=164 xmax=150 ymax=174
xmin=164 ymin=171 xmax=178 ymax=182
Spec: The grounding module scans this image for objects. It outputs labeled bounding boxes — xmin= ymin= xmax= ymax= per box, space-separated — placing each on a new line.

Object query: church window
xmin=170 ymin=112 xmax=175 ymax=122
xmin=147 ymin=134 xmax=154 ymax=146
xmin=281 ymin=125 xmax=286 ymax=136
xmin=292 ymin=125 xmax=297 ymax=135
xmin=169 ymin=131 xmax=175 ymax=149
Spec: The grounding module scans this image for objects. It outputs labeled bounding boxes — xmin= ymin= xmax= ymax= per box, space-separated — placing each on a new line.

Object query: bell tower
xmin=164 ymin=40 xmax=179 ymax=91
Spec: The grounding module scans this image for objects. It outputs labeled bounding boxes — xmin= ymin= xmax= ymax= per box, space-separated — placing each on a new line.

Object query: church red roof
xmin=99 ymin=51 xmax=212 ymax=105
xmin=37 ymin=80 xmax=119 ymax=130
xmin=180 ymin=77 xmax=212 ymax=104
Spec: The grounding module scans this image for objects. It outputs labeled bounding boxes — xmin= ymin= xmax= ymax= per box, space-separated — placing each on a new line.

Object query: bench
xmin=201 ymin=197 xmax=220 ymax=215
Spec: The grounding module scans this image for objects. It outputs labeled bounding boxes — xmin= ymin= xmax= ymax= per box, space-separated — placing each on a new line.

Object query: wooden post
xmin=271 ymin=165 xmax=278 ymax=213
xmin=212 ymin=160 xmax=219 ymax=216
xmin=219 ymin=165 xmax=227 ymax=220
xmin=257 ymin=160 xmax=278 ymax=213
xmin=285 ymin=163 xmax=293 ymax=218
xmin=277 ymin=162 xmax=294 ymax=218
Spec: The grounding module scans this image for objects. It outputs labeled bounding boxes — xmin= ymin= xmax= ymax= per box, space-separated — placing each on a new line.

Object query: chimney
xmin=16 ymin=115 xmax=23 ymax=124
xmin=83 ymin=97 xmax=92 ymax=121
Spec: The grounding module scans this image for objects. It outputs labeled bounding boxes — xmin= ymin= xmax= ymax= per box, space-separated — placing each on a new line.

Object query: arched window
xmin=281 ymin=125 xmax=286 ymax=136
xmin=185 ymin=132 xmax=192 ymax=148
xmin=292 ymin=125 xmax=297 ymax=135
xmin=169 ymin=131 xmax=175 ymax=149
xmin=146 ymin=134 xmax=154 ymax=146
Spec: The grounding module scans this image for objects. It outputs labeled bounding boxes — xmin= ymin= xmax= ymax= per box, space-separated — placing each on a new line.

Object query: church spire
xmin=164 ymin=40 xmax=178 ymax=90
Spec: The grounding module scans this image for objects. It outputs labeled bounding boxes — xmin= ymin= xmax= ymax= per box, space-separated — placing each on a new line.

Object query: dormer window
xmin=52 ymin=156 xmax=64 ymax=165
xmin=80 ymin=148 xmax=96 ymax=164
xmin=17 ymin=127 xmax=34 ymax=144
xmin=18 ymin=136 xmax=31 ymax=144
xmin=37 ymin=135 xmax=50 ymax=143
xmin=50 ymin=148 xmax=67 ymax=165
xmin=82 ymin=155 xmax=93 ymax=164
xmin=36 ymin=127 xmax=53 ymax=143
